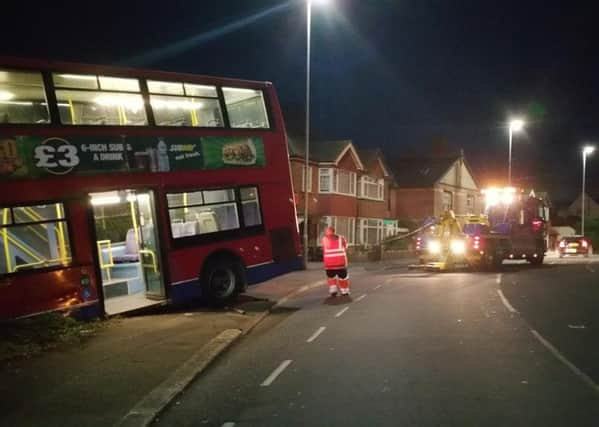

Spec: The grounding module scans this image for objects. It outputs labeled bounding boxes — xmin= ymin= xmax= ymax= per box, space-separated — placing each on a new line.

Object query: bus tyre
xmin=530 ymin=252 xmax=544 ymax=265
xmin=201 ymin=257 xmax=245 ymax=306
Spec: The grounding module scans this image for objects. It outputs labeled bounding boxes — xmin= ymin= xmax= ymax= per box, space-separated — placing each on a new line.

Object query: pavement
xmin=156 ymin=255 xmax=599 ymax=427
xmin=0 ymin=266 xmax=327 ymax=427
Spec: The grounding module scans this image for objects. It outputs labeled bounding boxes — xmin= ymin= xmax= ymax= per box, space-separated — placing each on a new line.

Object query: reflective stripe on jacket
xmin=322 ymin=235 xmax=348 ymax=269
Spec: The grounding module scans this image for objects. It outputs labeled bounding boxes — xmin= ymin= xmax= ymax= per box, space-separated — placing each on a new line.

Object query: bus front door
xmin=90 ymin=189 xmax=165 ymax=315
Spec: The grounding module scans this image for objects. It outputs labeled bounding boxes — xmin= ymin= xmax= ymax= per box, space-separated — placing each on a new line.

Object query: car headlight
xmin=450 ymin=239 xmax=466 ymax=255
xmin=428 ymin=240 xmax=441 ymax=254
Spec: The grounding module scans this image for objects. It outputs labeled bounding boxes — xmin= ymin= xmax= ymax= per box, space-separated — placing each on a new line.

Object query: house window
xmin=358 ymin=218 xmax=384 ymax=246
xmin=318 ymin=216 xmax=355 ymax=245
xmin=336 ymin=169 xmax=356 ymax=195
xmin=319 ymin=168 xmax=356 ymax=195
xmin=442 ymin=191 xmax=453 ymax=212
xmin=466 ymin=194 xmax=475 ymax=212
xmin=301 ymin=166 xmax=313 ymax=192
xmin=319 ymin=168 xmax=332 ymax=193
xmin=360 ymin=176 xmax=384 ymax=200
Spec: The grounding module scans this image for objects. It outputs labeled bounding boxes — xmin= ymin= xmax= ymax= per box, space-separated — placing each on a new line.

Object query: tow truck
xmin=413 ymin=187 xmax=548 ymax=271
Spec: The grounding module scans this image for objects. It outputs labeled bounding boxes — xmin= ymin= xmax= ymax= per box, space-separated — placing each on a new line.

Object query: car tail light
xmin=582 ymin=240 xmax=588 ymax=248
xmin=559 ymin=240 xmax=566 ymax=248
xmin=532 ymin=219 xmax=543 ymax=232
xmin=472 ymin=235 xmax=482 ymax=250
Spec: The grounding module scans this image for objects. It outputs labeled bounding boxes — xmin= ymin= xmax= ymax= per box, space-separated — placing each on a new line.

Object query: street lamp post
xmin=581 ymin=145 xmax=595 ymax=236
xmin=304 ymin=0 xmax=328 ymax=264
xmin=508 ymin=119 xmax=524 ymax=186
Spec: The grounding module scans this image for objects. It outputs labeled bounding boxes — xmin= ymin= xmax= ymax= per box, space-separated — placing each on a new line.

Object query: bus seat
xmin=197 ymin=212 xmax=218 ymax=234
xmin=113 ymin=229 xmax=140 ymax=263
xmin=171 ymin=222 xmax=184 ymax=238
xmin=182 ymin=221 xmax=197 ymax=236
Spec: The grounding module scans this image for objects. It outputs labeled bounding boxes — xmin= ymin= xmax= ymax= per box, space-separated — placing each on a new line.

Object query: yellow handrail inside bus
xmin=139 ymin=249 xmax=158 ymax=273
xmin=68 ymin=98 xmax=77 ymax=124
xmin=183 ymin=192 xmax=189 ymax=214
xmin=2 ymin=208 xmax=11 ymax=273
xmin=14 ymin=208 xmax=49 ymax=243
xmin=190 ymin=107 xmax=199 ymax=127
xmin=55 ymin=204 xmax=67 ymax=262
xmin=118 ymin=106 xmax=127 ymax=125
xmin=97 ymin=239 xmax=114 ymax=281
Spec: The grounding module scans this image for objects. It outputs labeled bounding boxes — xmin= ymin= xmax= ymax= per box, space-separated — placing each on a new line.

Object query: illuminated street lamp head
xmin=583 ymin=145 xmax=596 ymax=156
xmin=509 ymin=119 xmax=525 ymax=132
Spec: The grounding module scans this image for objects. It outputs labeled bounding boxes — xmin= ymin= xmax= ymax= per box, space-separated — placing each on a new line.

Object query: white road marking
xmin=586 ymin=263 xmax=595 ymax=273
xmin=261 ymin=360 xmax=293 ymax=387
xmin=531 ymin=329 xmax=599 ymax=395
xmin=497 ymin=289 xmax=518 ymax=313
xmin=374 ymin=284 xmax=382 ymax=290
xmin=496 ymin=273 xmax=502 ymax=284
xmin=306 ymin=326 xmax=326 ymax=343
xmin=222 ymin=423 xmax=236 ymax=427
xmin=356 ymin=294 xmax=367 ymax=302
xmin=335 ymin=307 xmax=350 ymax=318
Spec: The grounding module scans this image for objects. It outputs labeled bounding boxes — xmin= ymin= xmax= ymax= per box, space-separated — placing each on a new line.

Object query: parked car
xmin=558 ymin=236 xmax=593 ymax=257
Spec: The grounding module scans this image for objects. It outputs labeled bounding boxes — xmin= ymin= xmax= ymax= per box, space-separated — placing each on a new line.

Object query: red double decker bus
xmin=0 ymin=57 xmax=302 ymax=320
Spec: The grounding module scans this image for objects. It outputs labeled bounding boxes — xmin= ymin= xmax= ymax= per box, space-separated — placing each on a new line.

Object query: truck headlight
xmin=450 ymin=239 xmax=466 ymax=255
xmin=428 ymin=240 xmax=441 ymax=254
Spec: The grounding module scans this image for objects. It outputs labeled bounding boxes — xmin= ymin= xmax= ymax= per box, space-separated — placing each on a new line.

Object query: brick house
xmin=391 ymin=153 xmax=481 ymax=223
xmin=288 ymin=138 xmax=397 ymax=249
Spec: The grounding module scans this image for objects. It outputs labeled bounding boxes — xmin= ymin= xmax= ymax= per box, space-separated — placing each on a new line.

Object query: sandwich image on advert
xmin=222 ymin=139 xmax=256 ymax=165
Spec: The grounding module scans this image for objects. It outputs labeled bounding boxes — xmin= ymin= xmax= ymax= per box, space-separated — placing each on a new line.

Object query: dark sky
xmin=2 ymin=0 xmax=599 ymax=201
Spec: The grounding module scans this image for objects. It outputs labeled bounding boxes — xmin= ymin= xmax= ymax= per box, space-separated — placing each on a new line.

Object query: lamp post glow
xmin=508 ymin=119 xmax=525 ymax=186
xmin=581 ymin=145 xmax=595 ymax=236
xmin=304 ymin=0 xmax=329 ymax=264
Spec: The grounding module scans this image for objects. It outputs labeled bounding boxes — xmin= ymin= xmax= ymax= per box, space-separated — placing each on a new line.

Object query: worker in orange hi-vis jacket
xmin=321 ymin=226 xmax=350 ymax=297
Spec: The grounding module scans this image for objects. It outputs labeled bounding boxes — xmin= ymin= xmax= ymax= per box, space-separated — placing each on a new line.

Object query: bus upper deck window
xmin=0 ymin=70 xmax=49 ymax=124
xmin=53 ymin=73 xmax=147 ymax=126
xmin=149 ymin=80 xmax=223 ymax=127
xmin=222 ymin=87 xmax=269 ymax=129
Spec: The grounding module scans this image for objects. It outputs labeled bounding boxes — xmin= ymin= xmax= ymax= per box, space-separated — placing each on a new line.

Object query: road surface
xmin=158 ymin=256 xmax=599 ymax=426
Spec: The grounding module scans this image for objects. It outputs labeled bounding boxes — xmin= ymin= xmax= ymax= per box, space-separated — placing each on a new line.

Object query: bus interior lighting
xmin=90 ymin=195 xmax=121 ymax=206
xmin=223 ymin=87 xmax=259 ymax=93
xmin=0 ymin=90 xmax=15 ymax=101
xmin=0 ymin=100 xmax=34 ymax=106
xmin=58 ymin=74 xmax=97 ymax=81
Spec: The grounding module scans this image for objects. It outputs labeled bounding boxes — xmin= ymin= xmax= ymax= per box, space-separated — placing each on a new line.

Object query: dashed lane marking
xmin=356 ymin=294 xmax=367 ymax=302
xmin=531 ymin=330 xmax=599 ymax=396
xmin=496 ymin=273 xmax=502 ymax=284
xmin=306 ymin=326 xmax=326 ymax=343
xmin=497 ymin=289 xmax=518 ymax=313
xmin=261 ymin=360 xmax=293 ymax=387
xmin=374 ymin=284 xmax=382 ymax=290
xmin=335 ymin=307 xmax=350 ymax=318
xmin=222 ymin=423 xmax=236 ymax=427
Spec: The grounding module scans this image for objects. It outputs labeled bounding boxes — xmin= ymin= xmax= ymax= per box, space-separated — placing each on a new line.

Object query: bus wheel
xmin=201 ymin=257 xmax=244 ymax=305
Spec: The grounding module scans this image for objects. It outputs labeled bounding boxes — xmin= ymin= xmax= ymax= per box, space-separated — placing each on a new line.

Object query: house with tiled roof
xmin=288 ymin=138 xmax=398 ymax=250
xmin=390 ymin=152 xmax=481 ymax=222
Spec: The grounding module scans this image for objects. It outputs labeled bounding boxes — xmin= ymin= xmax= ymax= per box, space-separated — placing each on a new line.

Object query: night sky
xmin=2 ymin=0 xmax=598 ymax=201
